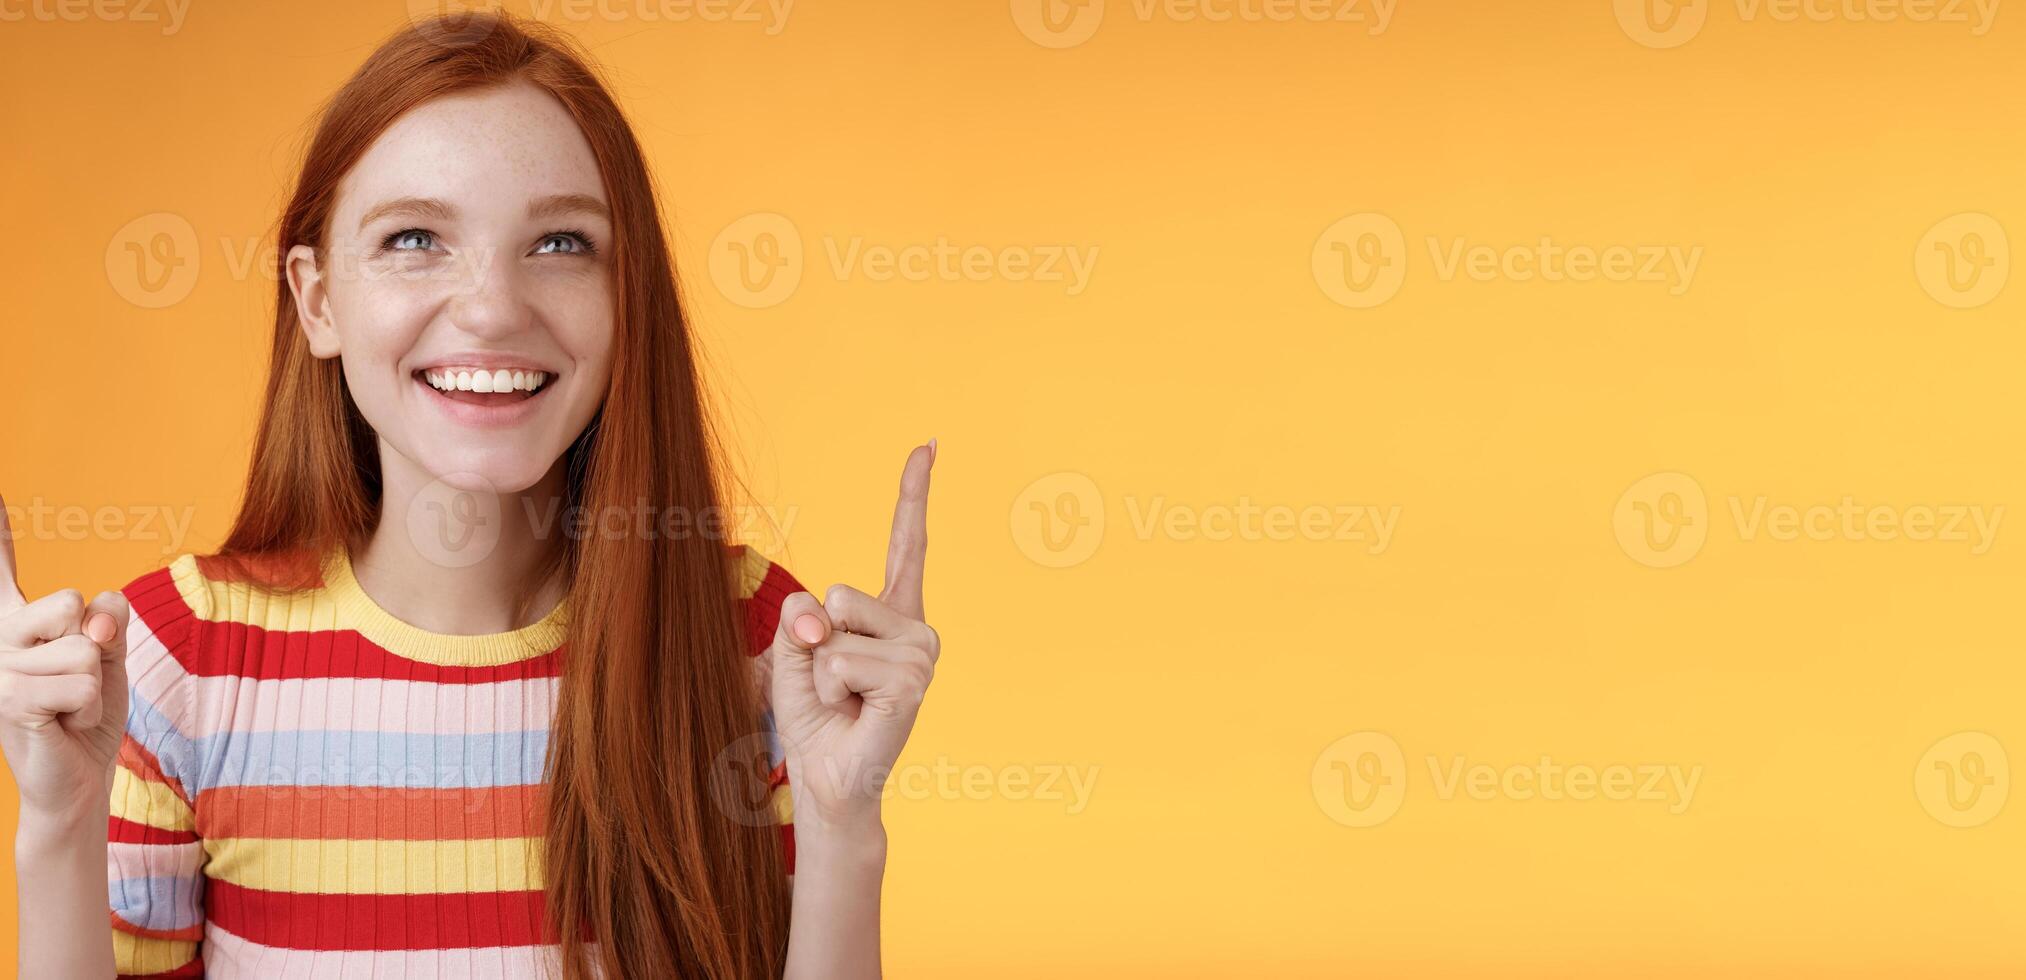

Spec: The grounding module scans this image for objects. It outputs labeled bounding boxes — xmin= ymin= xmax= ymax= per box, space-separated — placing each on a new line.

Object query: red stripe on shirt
xmin=205 ymin=880 xmax=554 ymax=951
xmin=174 ymin=621 xmax=566 ymax=683
xmin=125 ymin=565 xmax=779 ymax=681
xmin=744 ymin=558 xmax=804 ymax=657
xmin=124 ymin=566 xmax=566 ymax=683
xmin=109 ymin=815 xmax=199 ymax=846
xmin=194 ymin=784 xmax=546 ymax=841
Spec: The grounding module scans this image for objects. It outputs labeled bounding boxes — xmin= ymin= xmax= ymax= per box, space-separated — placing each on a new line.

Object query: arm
xmin=741 ymin=550 xmax=892 ymax=978
xmin=3 ymin=533 xmax=208 ymax=979
xmin=15 ymin=797 xmax=118 ymax=980
xmin=764 ymin=442 xmax=940 ymax=980
xmin=1 ymin=495 xmax=131 ymax=978
xmin=783 ymin=807 xmax=888 ymax=979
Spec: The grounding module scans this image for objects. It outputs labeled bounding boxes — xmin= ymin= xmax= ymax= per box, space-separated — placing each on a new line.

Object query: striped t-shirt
xmin=107 ymin=546 xmax=804 ymax=978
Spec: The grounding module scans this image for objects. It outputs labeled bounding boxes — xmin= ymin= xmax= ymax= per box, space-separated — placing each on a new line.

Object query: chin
xmin=411 ymin=444 xmax=561 ymax=496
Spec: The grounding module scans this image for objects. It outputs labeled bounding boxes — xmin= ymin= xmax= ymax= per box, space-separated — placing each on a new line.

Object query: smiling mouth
xmin=416 ymin=367 xmax=554 ymax=407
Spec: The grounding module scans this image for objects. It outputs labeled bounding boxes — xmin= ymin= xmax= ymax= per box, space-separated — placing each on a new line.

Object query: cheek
xmin=537 ymin=284 xmax=616 ymax=399
xmin=328 ymin=284 xmax=434 ymax=410
xmin=330 ymin=281 xmax=434 ymax=361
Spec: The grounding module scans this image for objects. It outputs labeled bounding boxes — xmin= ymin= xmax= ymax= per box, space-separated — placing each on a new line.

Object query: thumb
xmin=85 ymin=590 xmax=130 ymax=664
xmin=772 ymin=592 xmax=831 ymax=660
xmin=61 ymin=591 xmax=129 ymax=734
xmin=768 ymin=592 xmax=830 ymax=712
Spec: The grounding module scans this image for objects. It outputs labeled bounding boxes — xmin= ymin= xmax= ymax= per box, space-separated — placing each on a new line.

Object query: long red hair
xmin=216 ymin=12 xmax=789 ymax=978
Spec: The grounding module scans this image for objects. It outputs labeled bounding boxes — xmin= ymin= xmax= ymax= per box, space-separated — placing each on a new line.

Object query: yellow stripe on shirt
xmin=203 ymin=835 xmax=545 ymax=894
xmin=111 ymin=765 xmax=195 ymax=831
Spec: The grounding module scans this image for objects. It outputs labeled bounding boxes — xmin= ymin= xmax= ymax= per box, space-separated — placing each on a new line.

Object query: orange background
xmin=2 ymin=0 xmax=2022 ymax=976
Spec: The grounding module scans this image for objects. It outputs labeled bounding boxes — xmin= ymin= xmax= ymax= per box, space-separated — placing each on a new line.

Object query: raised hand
xmin=0 ymin=493 xmax=131 ymax=829
xmin=768 ymin=443 xmax=939 ymax=825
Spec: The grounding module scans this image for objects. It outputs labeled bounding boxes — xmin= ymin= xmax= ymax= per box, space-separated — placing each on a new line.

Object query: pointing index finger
xmin=879 ymin=441 xmax=935 ymax=621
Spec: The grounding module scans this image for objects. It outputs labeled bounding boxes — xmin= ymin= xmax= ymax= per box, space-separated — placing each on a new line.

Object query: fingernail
xmin=927 ymin=437 xmax=938 ymax=460
xmin=86 ymin=612 xmax=116 ymax=644
xmin=792 ymin=614 xmax=825 ymax=645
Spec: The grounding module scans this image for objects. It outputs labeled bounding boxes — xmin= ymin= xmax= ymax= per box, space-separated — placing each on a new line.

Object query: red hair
xmin=217 ymin=13 xmax=788 ymax=978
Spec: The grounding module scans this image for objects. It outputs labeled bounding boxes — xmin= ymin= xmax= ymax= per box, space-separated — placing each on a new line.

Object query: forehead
xmin=334 ymin=81 xmax=606 ymax=224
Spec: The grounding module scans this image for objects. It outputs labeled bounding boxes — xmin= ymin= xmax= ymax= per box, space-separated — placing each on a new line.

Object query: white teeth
xmin=423 ymin=368 xmax=550 ymax=393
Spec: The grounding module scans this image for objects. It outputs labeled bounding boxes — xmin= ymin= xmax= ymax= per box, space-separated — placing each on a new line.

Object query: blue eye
xmin=382 ymin=229 xmax=435 ymax=251
xmin=536 ymin=230 xmax=597 ymax=255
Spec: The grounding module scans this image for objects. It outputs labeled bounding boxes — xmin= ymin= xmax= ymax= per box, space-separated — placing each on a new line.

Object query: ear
xmin=285 ymin=243 xmax=341 ymax=359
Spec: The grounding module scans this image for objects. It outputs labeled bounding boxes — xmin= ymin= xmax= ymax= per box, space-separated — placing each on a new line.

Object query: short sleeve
xmin=108 ymin=568 xmax=208 ymax=978
xmin=734 ymin=545 xmax=802 ymax=874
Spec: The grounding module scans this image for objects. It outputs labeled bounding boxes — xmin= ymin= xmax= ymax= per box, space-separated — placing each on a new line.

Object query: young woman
xmin=0 ymin=13 xmax=938 ymax=979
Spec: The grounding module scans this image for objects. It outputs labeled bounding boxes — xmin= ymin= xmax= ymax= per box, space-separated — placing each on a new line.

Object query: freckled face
xmin=304 ymin=80 xmax=615 ymax=494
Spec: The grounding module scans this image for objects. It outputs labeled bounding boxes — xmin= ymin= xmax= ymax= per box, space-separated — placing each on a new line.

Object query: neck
xmin=352 ymin=445 xmax=570 ymax=636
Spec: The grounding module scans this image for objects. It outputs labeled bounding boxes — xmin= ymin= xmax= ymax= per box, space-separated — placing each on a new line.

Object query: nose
xmin=443 ymin=243 xmax=532 ymax=339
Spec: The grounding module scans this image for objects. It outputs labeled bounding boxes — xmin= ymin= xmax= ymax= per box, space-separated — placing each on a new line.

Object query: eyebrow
xmin=356 ymin=194 xmax=611 ymax=233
